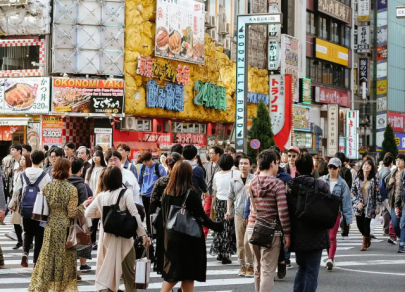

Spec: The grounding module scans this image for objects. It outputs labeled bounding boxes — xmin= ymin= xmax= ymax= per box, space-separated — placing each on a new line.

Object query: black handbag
xmin=102 ymin=188 xmax=138 ymax=239
xmin=248 ymin=188 xmax=279 ymax=248
xmin=166 ymin=190 xmax=202 ymax=238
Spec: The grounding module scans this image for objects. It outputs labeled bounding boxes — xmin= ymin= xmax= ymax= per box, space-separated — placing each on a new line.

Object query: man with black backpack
xmin=138 ymin=151 xmax=166 ymax=233
xmin=14 ymin=150 xmax=51 ymax=267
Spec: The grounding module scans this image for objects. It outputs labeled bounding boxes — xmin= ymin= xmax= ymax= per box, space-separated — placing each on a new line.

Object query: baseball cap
xmin=328 ymin=158 xmax=342 ymax=168
xmin=287 ymin=146 xmax=300 ymax=154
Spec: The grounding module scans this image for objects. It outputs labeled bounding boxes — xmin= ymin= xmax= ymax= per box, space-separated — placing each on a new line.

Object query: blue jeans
xmin=293 ymin=249 xmax=323 ymax=292
xmin=391 ymin=206 xmax=405 ymax=246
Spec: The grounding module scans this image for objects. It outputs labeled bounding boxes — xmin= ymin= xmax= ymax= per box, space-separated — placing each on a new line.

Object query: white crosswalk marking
xmin=0 ymin=215 xmax=388 ymax=291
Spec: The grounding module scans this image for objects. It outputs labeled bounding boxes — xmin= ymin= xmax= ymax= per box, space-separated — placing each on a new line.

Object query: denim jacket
xmin=323 ymin=174 xmax=353 ymax=224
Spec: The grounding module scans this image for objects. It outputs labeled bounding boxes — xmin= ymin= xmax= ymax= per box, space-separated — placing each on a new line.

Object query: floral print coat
xmin=351 ymin=176 xmax=382 ymax=219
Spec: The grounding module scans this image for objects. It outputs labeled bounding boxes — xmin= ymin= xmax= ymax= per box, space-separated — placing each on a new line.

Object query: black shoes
xmin=222 ymin=257 xmax=232 ymax=265
xmin=79 ymin=264 xmax=92 ymax=272
xmin=277 ymin=262 xmax=287 ymax=279
xmin=216 ymin=254 xmax=223 ymax=262
xmin=13 ymin=242 xmax=23 ymax=250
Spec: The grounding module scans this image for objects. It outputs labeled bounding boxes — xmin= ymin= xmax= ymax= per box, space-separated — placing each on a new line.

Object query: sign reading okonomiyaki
xmin=52 ymin=78 xmax=124 ymax=114
xmin=0 ymin=77 xmax=50 ymax=114
xmin=155 ymin=0 xmax=205 ymax=65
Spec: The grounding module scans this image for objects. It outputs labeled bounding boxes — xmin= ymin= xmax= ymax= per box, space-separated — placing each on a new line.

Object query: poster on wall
xmin=154 ymin=0 xmax=205 ymax=65
xmin=393 ymin=132 xmax=405 ymax=150
xmin=377 ymin=26 xmax=388 ymax=45
xmin=27 ymin=123 xmax=40 ymax=151
xmin=52 ymin=78 xmax=124 ymax=114
xmin=358 ymin=0 xmax=370 ymax=21
xmin=346 ymin=110 xmax=359 ymax=160
xmin=376 ymin=113 xmax=387 ymax=130
xmin=294 ymin=132 xmax=313 ymax=149
xmin=377 ymin=62 xmax=387 ymax=78
xmin=41 ymin=115 xmax=63 ymax=147
xmin=377 ymin=46 xmax=388 ymax=61
xmin=377 ymin=96 xmax=387 ymax=111
xmin=0 ymin=77 xmax=50 ymax=114
xmin=94 ymin=128 xmax=113 ymax=152
xmin=376 ymin=131 xmax=384 ymax=148
xmin=293 ymin=105 xmax=311 ymax=132
xmin=280 ymin=35 xmax=299 ymax=102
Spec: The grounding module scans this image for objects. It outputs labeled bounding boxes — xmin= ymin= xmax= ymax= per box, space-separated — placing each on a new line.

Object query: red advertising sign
xmin=174 ymin=133 xmax=206 ymax=146
xmin=273 ymin=75 xmax=293 ymax=151
xmin=42 ymin=115 xmax=63 ymax=147
xmin=377 ymin=46 xmax=387 ymax=61
xmin=315 ymin=87 xmax=351 ymax=108
xmin=388 ymin=112 xmax=405 ymax=133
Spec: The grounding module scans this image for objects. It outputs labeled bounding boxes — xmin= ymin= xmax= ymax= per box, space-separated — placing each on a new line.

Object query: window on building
xmin=319 ymin=16 xmax=328 ymax=39
xmin=323 ymin=63 xmax=333 ymax=84
xmin=316 ymin=60 xmax=322 ymax=83
xmin=331 ymin=20 xmax=341 ymax=43
xmin=171 ymin=122 xmax=206 ymax=134
xmin=136 ymin=119 xmax=151 ymax=132
xmin=306 ymin=12 xmax=315 ymax=34
xmin=333 ymin=66 xmax=344 ymax=87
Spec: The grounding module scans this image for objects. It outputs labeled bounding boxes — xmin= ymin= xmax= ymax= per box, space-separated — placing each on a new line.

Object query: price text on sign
xmin=250 ymin=139 xmax=261 ymax=150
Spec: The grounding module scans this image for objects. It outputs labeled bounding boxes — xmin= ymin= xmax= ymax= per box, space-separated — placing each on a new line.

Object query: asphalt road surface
xmin=0 ymin=215 xmax=404 ymax=292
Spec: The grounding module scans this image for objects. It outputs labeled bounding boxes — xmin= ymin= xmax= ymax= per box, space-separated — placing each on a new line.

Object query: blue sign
xmin=146 ymin=80 xmax=184 ymax=111
xmin=247 ymin=92 xmax=269 ymax=105
xmin=377 ymin=0 xmax=387 ymax=10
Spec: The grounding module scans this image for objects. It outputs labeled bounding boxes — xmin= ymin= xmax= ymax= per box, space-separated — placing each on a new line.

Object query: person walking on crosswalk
xmin=29 ymin=158 xmax=80 ymax=292
xmin=321 ymin=158 xmax=353 ymax=271
xmin=0 ymin=168 xmax=6 ymax=268
xmin=351 ymin=157 xmax=382 ymax=251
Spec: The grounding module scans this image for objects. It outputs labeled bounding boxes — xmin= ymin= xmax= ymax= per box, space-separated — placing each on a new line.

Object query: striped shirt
xmin=247 ymin=175 xmax=291 ymax=237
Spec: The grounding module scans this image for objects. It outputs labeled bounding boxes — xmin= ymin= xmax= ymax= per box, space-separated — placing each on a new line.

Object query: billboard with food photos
xmin=154 ymin=0 xmax=205 ymax=65
xmin=52 ymin=78 xmax=124 ymax=114
xmin=0 ymin=77 xmax=50 ymax=114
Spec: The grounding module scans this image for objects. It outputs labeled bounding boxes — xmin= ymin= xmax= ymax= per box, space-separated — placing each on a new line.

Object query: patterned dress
xmin=29 ymin=180 xmax=79 ymax=292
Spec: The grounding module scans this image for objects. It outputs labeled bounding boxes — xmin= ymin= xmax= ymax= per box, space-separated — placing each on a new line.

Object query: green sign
xmin=194 ymin=81 xmax=226 ymax=110
xmin=300 ymin=78 xmax=312 ymax=104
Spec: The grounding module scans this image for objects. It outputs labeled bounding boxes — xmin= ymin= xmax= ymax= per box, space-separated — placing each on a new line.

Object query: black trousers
xmin=14 ymin=224 xmax=23 ymax=243
xmin=340 ymin=216 xmax=350 ymax=236
xmin=356 ymin=213 xmax=371 ymax=237
xmin=142 ymin=196 xmax=151 ymax=234
xmin=91 ymin=218 xmax=100 ymax=244
xmin=22 ymin=218 xmax=44 ymax=263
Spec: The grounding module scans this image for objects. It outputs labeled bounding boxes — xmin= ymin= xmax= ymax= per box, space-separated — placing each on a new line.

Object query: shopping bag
xmin=65 ymin=215 xmax=92 ymax=251
xmin=135 ymin=248 xmax=151 ymax=289
xmin=31 ymin=192 xmax=49 ymax=222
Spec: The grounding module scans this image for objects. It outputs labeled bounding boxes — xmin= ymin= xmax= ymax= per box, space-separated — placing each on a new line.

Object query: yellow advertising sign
xmin=376 ymin=79 xmax=387 ymax=95
xmin=315 ymin=39 xmax=349 ymax=67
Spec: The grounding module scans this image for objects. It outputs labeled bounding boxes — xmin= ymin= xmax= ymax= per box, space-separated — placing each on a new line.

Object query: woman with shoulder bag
xmin=150 ymin=153 xmax=182 ymax=275
xmin=8 ymin=153 xmax=32 ymax=250
xmin=160 ymin=161 xmax=224 ymax=292
xmin=83 ymin=166 xmax=151 ymax=292
xmin=29 ymin=159 xmax=80 ymax=292
xmin=351 ymin=157 xmax=382 ymax=251
xmin=321 ymin=158 xmax=353 ymax=271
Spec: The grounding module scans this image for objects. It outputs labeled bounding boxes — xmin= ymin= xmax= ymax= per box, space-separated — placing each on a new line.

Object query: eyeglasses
xmin=288 ymin=155 xmax=297 ymax=158
xmin=328 ymin=165 xmax=338 ymax=170
xmin=108 ymin=157 xmax=120 ymax=163
xmin=396 ymin=159 xmax=403 ymax=162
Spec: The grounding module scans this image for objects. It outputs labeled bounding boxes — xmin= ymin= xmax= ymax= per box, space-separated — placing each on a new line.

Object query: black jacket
xmin=68 ymin=175 xmax=88 ymax=205
xmin=286 ymin=175 xmax=330 ymax=252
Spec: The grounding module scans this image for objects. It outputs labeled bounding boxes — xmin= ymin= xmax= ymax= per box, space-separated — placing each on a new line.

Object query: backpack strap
xmin=33 ymin=172 xmax=46 ymax=187
xmin=154 ymin=163 xmax=160 ymax=177
xmin=22 ymin=172 xmax=30 ymax=186
xmin=139 ymin=164 xmax=145 ymax=187
xmin=314 ymin=179 xmax=319 ymax=194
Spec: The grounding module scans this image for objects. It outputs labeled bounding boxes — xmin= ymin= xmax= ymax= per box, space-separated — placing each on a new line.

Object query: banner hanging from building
xmin=293 ymin=105 xmax=311 ymax=132
xmin=52 ymin=78 xmax=124 ymax=114
xmin=358 ymin=0 xmax=370 ymax=21
xmin=280 ymin=35 xmax=299 ymax=102
xmin=315 ymin=39 xmax=349 ymax=66
xmin=327 ymin=104 xmax=339 ymax=157
xmin=154 ymin=0 xmax=205 ymax=65
xmin=346 ymin=110 xmax=359 ymax=159
xmin=315 ymin=86 xmax=351 ymax=108
xmin=357 ymin=26 xmax=370 ymax=53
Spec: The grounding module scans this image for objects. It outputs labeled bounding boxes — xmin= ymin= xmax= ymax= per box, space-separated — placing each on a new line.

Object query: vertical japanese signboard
xmin=280 ymin=35 xmax=299 ymax=102
xmin=359 ymin=58 xmax=369 ymax=97
xmin=0 ymin=78 xmax=50 ymax=114
xmin=357 ymin=26 xmax=370 ymax=53
xmin=42 ymin=115 xmax=63 ymax=147
xmin=327 ymin=104 xmax=339 ymax=157
xmin=358 ymin=0 xmax=370 ymax=21
xmin=270 ymin=75 xmax=285 ymax=135
xmin=346 ymin=110 xmax=359 ymax=159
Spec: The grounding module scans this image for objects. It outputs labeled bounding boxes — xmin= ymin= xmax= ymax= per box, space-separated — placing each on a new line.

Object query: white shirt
xmin=329 ymin=180 xmax=338 ymax=194
xmin=213 ymin=170 xmax=241 ymax=201
xmin=121 ymin=167 xmax=140 ymax=204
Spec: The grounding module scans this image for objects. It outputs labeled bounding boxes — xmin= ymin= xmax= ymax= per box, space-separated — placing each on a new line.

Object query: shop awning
xmin=0 ymin=117 xmax=31 ymax=126
xmin=114 ymin=141 xmax=159 ymax=151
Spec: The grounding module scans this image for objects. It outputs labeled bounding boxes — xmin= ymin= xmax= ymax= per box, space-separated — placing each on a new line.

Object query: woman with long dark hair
xmin=351 ymin=157 xmax=382 ymax=251
xmin=150 ymin=152 xmax=182 ymax=274
xmin=160 ymin=161 xmax=223 ymax=292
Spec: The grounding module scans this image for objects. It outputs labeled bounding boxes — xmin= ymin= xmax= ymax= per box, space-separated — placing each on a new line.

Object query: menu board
xmin=52 ymin=78 xmax=124 ymax=114
xmin=42 ymin=115 xmax=63 ymax=147
xmin=155 ymin=0 xmax=205 ymax=65
xmin=94 ymin=128 xmax=112 ymax=152
xmin=0 ymin=78 xmax=50 ymax=114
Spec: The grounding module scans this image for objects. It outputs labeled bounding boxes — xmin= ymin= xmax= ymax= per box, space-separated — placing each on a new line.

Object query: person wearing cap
xmin=285 ymin=146 xmax=300 ymax=178
xmin=320 ymin=158 xmax=352 ymax=271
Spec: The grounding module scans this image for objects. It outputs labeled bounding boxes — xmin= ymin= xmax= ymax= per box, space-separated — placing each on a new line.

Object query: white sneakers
xmin=325 ymin=259 xmax=334 ymax=271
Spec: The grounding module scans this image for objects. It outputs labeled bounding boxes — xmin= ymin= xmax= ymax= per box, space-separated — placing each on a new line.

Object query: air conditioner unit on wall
xmin=205 ymin=11 xmax=210 ymax=24
xmin=209 ymin=16 xmax=216 ymax=27
xmin=224 ymin=39 xmax=230 ymax=51
xmin=220 ymin=23 xmax=230 ymax=35
xmin=208 ymin=29 xmax=216 ymax=40
xmin=121 ymin=117 xmax=137 ymax=131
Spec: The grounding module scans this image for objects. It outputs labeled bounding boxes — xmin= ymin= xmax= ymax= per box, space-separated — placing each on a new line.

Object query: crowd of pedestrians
xmin=0 ymin=141 xmax=404 ymax=292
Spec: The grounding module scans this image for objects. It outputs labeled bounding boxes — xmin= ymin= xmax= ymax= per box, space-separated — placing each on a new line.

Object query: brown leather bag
xmin=65 ymin=214 xmax=92 ymax=251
